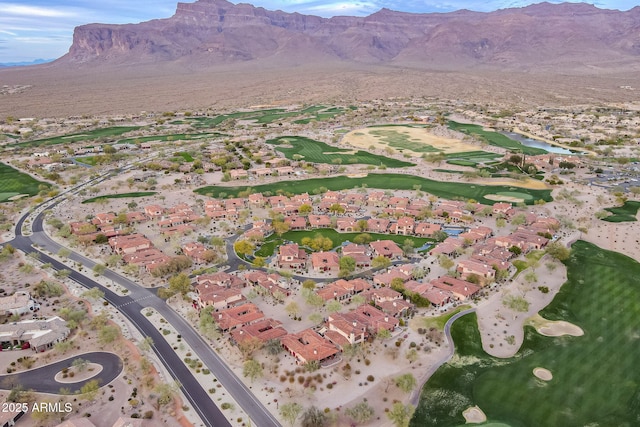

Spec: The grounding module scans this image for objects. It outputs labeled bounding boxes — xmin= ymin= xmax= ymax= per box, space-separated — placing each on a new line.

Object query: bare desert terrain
xmin=2 ymin=61 xmax=640 ymax=119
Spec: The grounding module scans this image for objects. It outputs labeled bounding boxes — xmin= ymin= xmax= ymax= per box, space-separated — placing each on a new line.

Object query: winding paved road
xmin=0 ymin=352 xmax=122 ymax=394
xmin=3 ymin=177 xmax=281 ymax=427
xmin=410 ymin=307 xmax=476 ymax=406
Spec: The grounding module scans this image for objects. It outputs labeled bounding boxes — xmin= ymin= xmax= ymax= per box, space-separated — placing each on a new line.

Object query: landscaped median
xmin=194 ymin=173 xmax=553 ymax=205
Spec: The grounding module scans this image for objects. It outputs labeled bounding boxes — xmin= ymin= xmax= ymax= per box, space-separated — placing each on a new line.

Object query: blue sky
xmin=0 ymin=0 xmax=636 ymax=62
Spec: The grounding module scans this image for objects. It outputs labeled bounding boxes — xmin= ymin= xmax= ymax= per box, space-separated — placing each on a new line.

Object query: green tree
xmin=328 ymin=203 xmax=345 ymax=215
xmin=243 ymin=359 xmax=263 ymax=382
xmin=377 ymin=328 xmax=392 ymax=340
xmin=80 ymin=379 xmax=101 ymax=401
xmin=252 ymin=256 xmax=266 ymax=268
xmin=353 ymin=233 xmax=372 ymax=244
xmin=339 ymin=256 xmax=356 ymax=277
xmin=326 ymin=299 xmax=342 ymax=313
xmin=508 ymin=245 xmax=522 ymax=256
xmin=280 ymin=402 xmax=303 ymax=427
xmin=81 ymin=287 xmax=105 ymax=301
xmin=308 ymin=312 xmax=323 ymax=325
xmin=98 ymin=325 xmax=120 ymax=345
xmin=72 ymin=358 xmax=89 ymax=372
xmin=285 ymin=301 xmax=300 ymax=318
xmin=57 ymin=247 xmax=71 ymax=258
xmin=503 ymin=294 xmax=530 ymax=312
xmin=273 ymin=220 xmax=290 ymax=236
xmin=301 ymin=405 xmax=327 ymax=427
xmin=298 ymin=204 xmax=313 ymax=216
xmin=345 ymin=401 xmax=375 ymax=425
xmin=395 ymin=373 xmax=417 ymax=393
xmin=511 ymin=213 xmax=527 ymax=226
xmin=33 ymin=280 xmax=64 ymax=298
xmin=302 ymin=280 xmax=316 ymax=291
xmin=234 ymin=239 xmax=255 ymax=257
xmin=438 ymin=255 xmax=454 ymax=270
xmin=92 ymin=263 xmax=106 ymax=276
xmin=372 ymin=256 xmax=391 ymax=269
xmin=264 ymin=339 xmax=283 ymax=356
xmin=168 ymin=272 xmax=191 ymax=296
xmin=545 ymin=241 xmax=571 ymax=261
xmin=154 ymin=381 xmax=181 ymax=407
xmin=199 ymin=306 xmax=220 ymax=340
xmin=30 ymin=400 xmax=61 ymax=424
xmin=210 ymin=236 xmax=225 ymax=247
xmin=387 ymin=402 xmax=415 ymax=427
xmin=305 ymin=292 xmax=324 ymax=309
xmin=7 ymin=385 xmax=35 ymax=403
xmin=139 ymin=336 xmax=154 ymax=353
xmin=54 ymin=269 xmax=71 ymax=279
xmin=402 ymin=239 xmax=415 ymax=256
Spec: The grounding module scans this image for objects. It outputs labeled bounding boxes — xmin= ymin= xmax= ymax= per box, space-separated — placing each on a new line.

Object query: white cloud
xmin=0 ymin=4 xmax=78 ymax=18
xmin=304 ymin=2 xmax=379 ymax=15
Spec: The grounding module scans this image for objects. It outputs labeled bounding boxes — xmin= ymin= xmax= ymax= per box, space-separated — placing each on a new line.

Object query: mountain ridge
xmin=56 ymin=0 xmax=640 ymax=73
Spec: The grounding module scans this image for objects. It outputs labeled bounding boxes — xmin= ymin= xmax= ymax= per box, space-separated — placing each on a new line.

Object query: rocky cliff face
xmin=61 ymin=0 xmax=640 ymax=72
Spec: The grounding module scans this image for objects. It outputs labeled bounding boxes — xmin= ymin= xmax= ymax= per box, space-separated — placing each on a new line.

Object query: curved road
xmin=0 ymin=352 xmax=122 ymax=394
xmin=5 ymin=183 xmax=280 ymax=427
xmin=410 ymin=307 xmax=476 ymax=406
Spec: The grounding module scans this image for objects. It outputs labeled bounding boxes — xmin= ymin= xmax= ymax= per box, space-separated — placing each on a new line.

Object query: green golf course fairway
xmin=411 ymin=240 xmax=640 ymax=427
xmin=267 ymin=136 xmax=414 ymax=167
xmin=602 ymin=200 xmax=640 ymax=222
xmin=0 ymin=162 xmax=50 ymax=202
xmin=194 ymin=173 xmax=552 ymax=205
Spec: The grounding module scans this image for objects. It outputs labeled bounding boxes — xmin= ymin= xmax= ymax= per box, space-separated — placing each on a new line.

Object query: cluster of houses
xmin=69 ymin=202 xmax=217 ymax=274
xmin=228 ymin=165 xmax=298 ymax=180
xmin=276 ymin=239 xmax=406 ymax=273
xmin=190 ymin=269 xmax=412 ymax=365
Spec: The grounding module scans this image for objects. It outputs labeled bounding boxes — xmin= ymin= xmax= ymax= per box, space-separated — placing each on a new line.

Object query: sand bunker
xmin=342 ymin=125 xmax=478 ymax=156
xmin=346 ymin=173 xmax=368 ymax=178
xmin=533 ymin=367 xmax=553 ymax=381
xmin=484 ymin=194 xmax=525 ymax=203
xmin=8 ymin=194 xmax=28 ymax=201
xmin=475 ymin=178 xmax=549 ymax=190
xmin=463 ymin=406 xmax=487 ymax=423
xmin=324 ymin=150 xmax=357 ymax=155
xmin=538 ymin=321 xmax=584 ymax=337
xmin=528 ymin=314 xmax=584 ymax=337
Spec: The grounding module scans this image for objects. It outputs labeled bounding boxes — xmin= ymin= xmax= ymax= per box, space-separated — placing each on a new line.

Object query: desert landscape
xmin=1 ymin=1 xmax=640 ymax=427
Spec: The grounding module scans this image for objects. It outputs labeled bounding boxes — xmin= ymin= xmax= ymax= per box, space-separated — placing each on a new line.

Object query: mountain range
xmin=58 ymin=0 xmax=640 ymax=72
